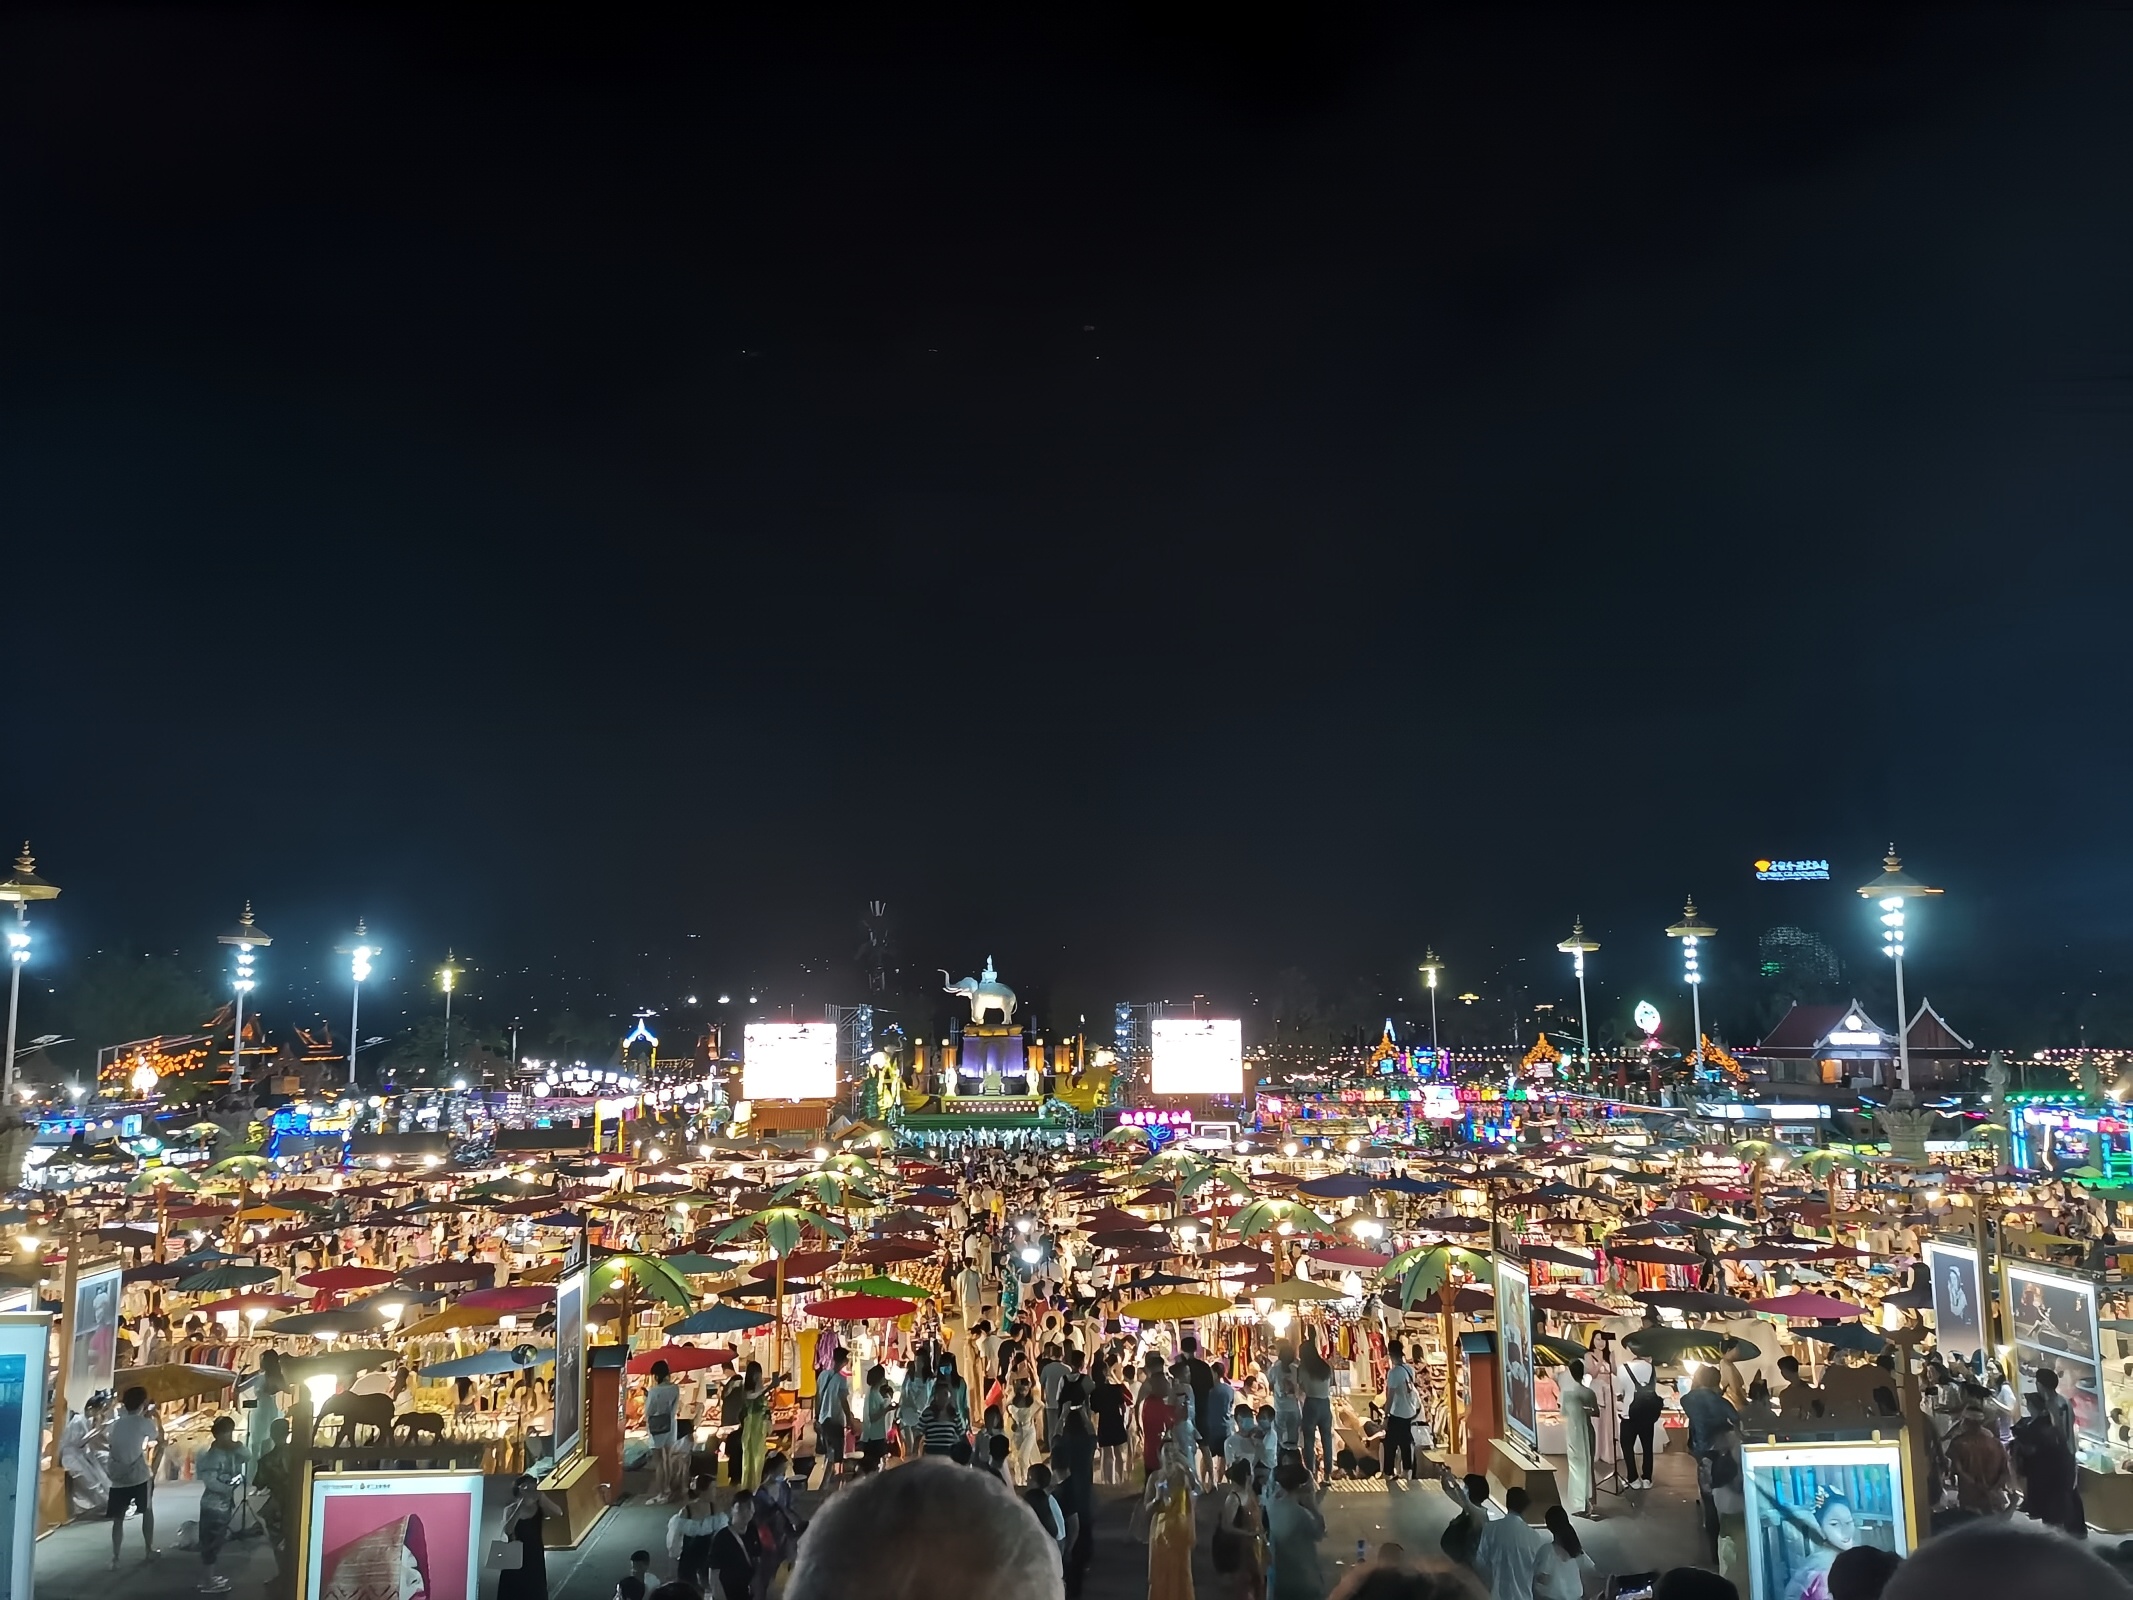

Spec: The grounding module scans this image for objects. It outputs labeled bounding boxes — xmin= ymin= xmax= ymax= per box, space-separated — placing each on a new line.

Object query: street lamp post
xmin=339 ymin=919 xmax=377 ymax=1087
xmin=439 ymin=951 xmax=459 ymax=1079
xmin=0 ymin=846 xmax=60 ymax=1101
xmin=1665 ymin=896 xmax=1716 ymax=1077
xmin=1418 ymin=949 xmax=1445 ymax=1063
xmin=1556 ymin=917 xmax=1600 ymax=1076
xmin=218 ymin=903 xmax=273 ymax=1094
xmin=1856 ymin=846 xmax=1942 ymax=1094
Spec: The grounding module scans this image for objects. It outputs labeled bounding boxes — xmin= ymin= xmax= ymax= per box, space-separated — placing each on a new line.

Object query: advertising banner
xmin=0 ymin=1316 xmax=49 ymax=1600
xmin=552 ymin=1266 xmax=587 ymax=1469
xmin=65 ymin=1262 xmax=122 ymax=1421
xmin=1741 ymin=1439 xmax=1912 ymax=1600
xmin=2006 ymin=1262 xmax=2103 ymax=1442
xmin=304 ymin=1470 xmax=483 ymax=1600
xmin=743 ymin=1023 xmax=837 ymax=1102
xmin=1496 ymin=1259 xmax=1535 ymax=1446
xmin=1922 ymin=1241 xmax=1984 ymax=1368
xmin=1150 ymin=1019 xmax=1243 ymax=1096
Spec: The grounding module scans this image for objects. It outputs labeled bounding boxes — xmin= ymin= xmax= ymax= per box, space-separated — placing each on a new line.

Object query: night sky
xmin=2 ymin=9 xmax=2129 ymax=1049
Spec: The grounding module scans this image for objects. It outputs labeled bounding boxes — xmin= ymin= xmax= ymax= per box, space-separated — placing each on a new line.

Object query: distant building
xmin=1747 ymin=997 xmax=1974 ymax=1090
xmin=1758 ymin=926 xmax=1842 ymax=987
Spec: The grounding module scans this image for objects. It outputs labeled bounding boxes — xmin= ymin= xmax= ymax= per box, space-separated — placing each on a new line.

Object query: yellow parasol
xmin=236 ymin=1204 xmax=304 ymax=1222
xmin=397 ymin=1303 xmax=499 ymax=1337
xmin=1120 ymin=1292 xmax=1232 ymax=1320
xmin=114 ymin=1364 xmax=238 ymax=1405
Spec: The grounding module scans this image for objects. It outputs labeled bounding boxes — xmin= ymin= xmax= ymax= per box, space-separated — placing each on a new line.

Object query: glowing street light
xmin=438 ymin=951 xmax=459 ymax=1078
xmin=218 ymin=903 xmax=273 ymax=1094
xmin=338 ymin=919 xmax=378 ymax=1087
xmin=1857 ymin=846 xmax=1942 ymax=1094
xmin=1556 ymin=917 xmax=1600 ymax=1076
xmin=1418 ymin=948 xmax=1445 ymax=1059
xmin=1664 ymin=897 xmax=1715 ymax=1077
xmin=0 ymin=845 xmax=59 ymax=1100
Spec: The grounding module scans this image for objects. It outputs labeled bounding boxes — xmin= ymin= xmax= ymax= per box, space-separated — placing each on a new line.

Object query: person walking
xmin=1382 ymin=1339 xmax=1420 ymax=1482
xmin=106 ymin=1385 xmax=163 ymax=1569
xmin=815 ymin=1347 xmax=853 ymax=1493
xmin=1136 ymin=1440 xmax=1198 ymax=1600
xmin=195 ymin=1414 xmax=246 ymax=1594
xmin=1266 ymin=1460 xmax=1326 ymax=1600
xmin=1618 ymin=1348 xmax=1662 ymax=1489
xmin=671 ymin=1476 xmax=722 ymax=1596
xmin=1534 ymin=1505 xmax=1596 ymax=1600
xmin=496 ymin=1474 xmax=564 ymax=1600
xmin=1298 ymin=1334 xmax=1336 ymax=1486
xmin=643 ymin=1362 xmax=681 ymax=1505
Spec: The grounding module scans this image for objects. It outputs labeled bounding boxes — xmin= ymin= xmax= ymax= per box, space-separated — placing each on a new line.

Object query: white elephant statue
xmin=943 ymin=957 xmax=1018 ymax=1024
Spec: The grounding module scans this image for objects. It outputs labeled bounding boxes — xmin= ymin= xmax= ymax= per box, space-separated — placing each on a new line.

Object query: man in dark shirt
xmin=708 ymin=1492 xmax=757 ymax=1600
xmin=1179 ymin=1335 xmax=1216 ymax=1436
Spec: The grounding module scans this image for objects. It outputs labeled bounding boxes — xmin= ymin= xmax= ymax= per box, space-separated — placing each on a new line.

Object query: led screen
xmin=744 ymin=1022 xmax=837 ymax=1101
xmin=1150 ymin=1018 xmax=1243 ymax=1095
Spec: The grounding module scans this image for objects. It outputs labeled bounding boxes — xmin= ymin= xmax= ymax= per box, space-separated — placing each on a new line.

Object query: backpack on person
xmin=1625 ymin=1360 xmax=1663 ymax=1418
xmin=1440 ymin=1509 xmax=1481 ymax=1568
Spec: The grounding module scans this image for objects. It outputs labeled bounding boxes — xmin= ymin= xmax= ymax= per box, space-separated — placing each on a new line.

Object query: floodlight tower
xmin=339 ymin=919 xmax=378 ymax=1086
xmin=1418 ymin=948 xmax=1445 ymax=1059
xmin=218 ymin=903 xmax=273 ymax=1092
xmin=1857 ymin=847 xmax=1942 ymax=1093
xmin=0 ymin=846 xmax=58 ymax=1099
xmin=1556 ymin=917 xmax=1600 ymax=1075
xmin=1665 ymin=897 xmax=1715 ymax=1077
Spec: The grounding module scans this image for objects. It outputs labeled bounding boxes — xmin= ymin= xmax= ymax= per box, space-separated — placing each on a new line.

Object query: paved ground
xmin=31 ymin=1444 xmax=1711 ymax=1600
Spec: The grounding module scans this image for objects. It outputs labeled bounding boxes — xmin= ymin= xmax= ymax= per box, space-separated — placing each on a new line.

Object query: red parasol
xmin=1204 ymin=1245 xmax=1274 ymax=1267
xmin=804 ymin=1294 xmax=920 ymax=1320
xmin=297 ymin=1266 xmax=398 ymax=1293
xmin=625 ymin=1343 xmax=735 ymax=1375
xmin=1306 ymin=1247 xmax=1393 ymax=1270
xmin=1746 ymin=1291 xmax=1867 ymax=1319
xmin=1605 ymin=1244 xmax=1703 ymax=1267
xmin=847 ymin=1239 xmax=934 ymax=1266
xmin=399 ymin=1262 xmax=496 ymax=1287
xmin=192 ymin=1293 xmax=304 ymax=1315
xmin=1077 ymin=1206 xmax=1155 ymax=1233
xmin=458 ymin=1284 xmax=555 ymax=1312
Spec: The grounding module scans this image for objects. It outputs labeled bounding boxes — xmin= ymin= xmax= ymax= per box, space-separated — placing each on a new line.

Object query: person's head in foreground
xmin=1327 ymin=1561 xmax=1484 ymax=1600
xmin=1883 ymin=1520 xmax=2128 ymax=1600
xmin=1827 ymin=1545 xmax=1903 ymax=1600
xmin=1654 ymin=1570 xmax=1739 ymax=1600
xmin=785 ymin=1456 xmax=1063 ymax=1600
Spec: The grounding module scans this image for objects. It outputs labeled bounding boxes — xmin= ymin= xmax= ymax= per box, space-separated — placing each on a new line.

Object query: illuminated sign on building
xmin=1118 ymin=1107 xmax=1194 ymax=1128
xmin=1754 ymin=859 xmax=1831 ymax=881
xmin=1633 ymin=1002 xmax=1661 ymax=1036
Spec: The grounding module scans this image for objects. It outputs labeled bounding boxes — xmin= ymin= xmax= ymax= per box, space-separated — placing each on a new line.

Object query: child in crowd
xmin=614 ymin=1549 xmax=659 ymax=1600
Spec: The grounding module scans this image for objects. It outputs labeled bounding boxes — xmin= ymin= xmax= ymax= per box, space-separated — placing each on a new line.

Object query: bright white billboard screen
xmin=1151 ymin=1018 xmax=1243 ymax=1095
xmin=744 ymin=1022 xmax=837 ymax=1101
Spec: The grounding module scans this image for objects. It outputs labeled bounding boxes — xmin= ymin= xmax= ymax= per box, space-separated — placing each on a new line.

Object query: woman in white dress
xmin=1586 ymin=1331 xmax=1617 ymax=1475
xmin=1557 ymin=1358 xmax=1597 ymax=1515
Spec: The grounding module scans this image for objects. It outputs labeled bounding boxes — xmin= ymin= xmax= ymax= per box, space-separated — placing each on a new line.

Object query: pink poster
xmin=305 ymin=1472 xmax=482 ymax=1600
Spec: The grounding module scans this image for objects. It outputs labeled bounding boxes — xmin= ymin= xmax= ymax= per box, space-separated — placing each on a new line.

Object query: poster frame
xmin=1496 ymin=1257 xmax=1536 ymax=1446
xmin=1739 ymin=1435 xmax=1914 ymax=1600
xmin=64 ymin=1261 xmax=122 ymax=1422
xmin=551 ymin=1242 xmax=587 ymax=1472
xmin=2004 ymin=1259 xmax=2104 ymax=1444
xmin=299 ymin=1467 xmax=485 ymax=1600
xmin=0 ymin=1315 xmax=49 ymax=1600
xmin=1922 ymin=1239 xmax=1985 ymax=1367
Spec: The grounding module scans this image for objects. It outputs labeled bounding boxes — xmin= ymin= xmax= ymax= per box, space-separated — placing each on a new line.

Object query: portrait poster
xmin=1922 ymin=1241 xmax=1983 ymax=1367
xmin=552 ymin=1267 xmax=586 ymax=1469
xmin=303 ymin=1470 xmax=482 ymax=1600
xmin=0 ymin=1317 xmax=50 ymax=1600
xmin=1497 ymin=1258 xmax=1536 ymax=1446
xmin=2006 ymin=1262 xmax=2102 ymax=1442
xmin=1741 ymin=1439 xmax=1910 ymax=1600
xmin=65 ymin=1262 xmax=122 ymax=1420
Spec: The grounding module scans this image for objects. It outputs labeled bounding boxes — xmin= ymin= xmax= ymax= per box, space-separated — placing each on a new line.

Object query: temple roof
xmin=1752 ymin=997 xmax=1972 ymax=1056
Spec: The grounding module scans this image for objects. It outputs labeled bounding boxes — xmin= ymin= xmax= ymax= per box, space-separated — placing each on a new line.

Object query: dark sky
xmin=2 ymin=8 xmax=2129 ymax=1045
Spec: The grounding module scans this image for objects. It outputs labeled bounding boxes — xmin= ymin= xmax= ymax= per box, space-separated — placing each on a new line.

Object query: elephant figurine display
xmin=942 ymin=957 xmax=1018 ymax=1025
xmin=316 ymin=1391 xmax=396 ymax=1444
